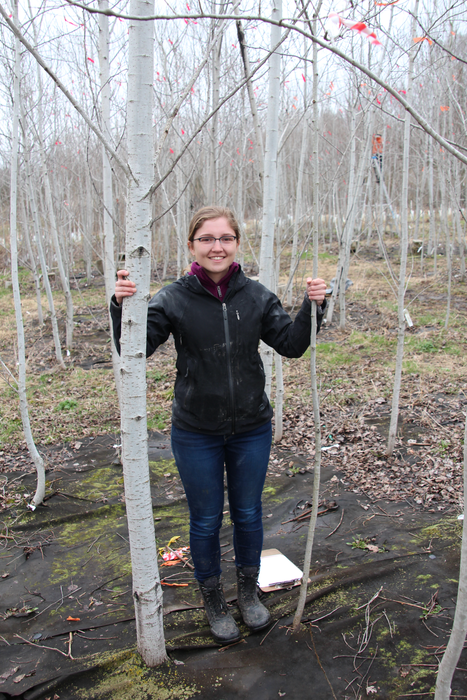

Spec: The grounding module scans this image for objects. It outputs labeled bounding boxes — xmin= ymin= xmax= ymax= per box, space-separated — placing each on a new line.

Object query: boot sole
xmin=212 ymin=631 xmax=242 ymax=644
xmin=244 ymin=619 xmax=271 ymax=632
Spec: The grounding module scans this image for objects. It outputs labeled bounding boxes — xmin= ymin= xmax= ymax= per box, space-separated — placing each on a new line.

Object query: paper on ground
xmin=258 ymin=548 xmax=303 ymax=591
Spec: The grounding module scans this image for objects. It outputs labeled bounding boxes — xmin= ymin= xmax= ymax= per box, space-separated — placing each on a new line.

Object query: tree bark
xmin=21 ymin=122 xmax=65 ymax=370
xmin=434 ymin=412 xmax=467 ymax=699
xmin=10 ymin=0 xmax=45 ymax=508
xmin=387 ymin=1 xmax=419 ymax=456
xmin=99 ymin=0 xmax=121 ymax=405
xmin=259 ymin=0 xmax=282 ymax=398
xmin=293 ymin=5 xmax=322 ymax=629
xmin=120 ymin=0 xmax=166 ymax=665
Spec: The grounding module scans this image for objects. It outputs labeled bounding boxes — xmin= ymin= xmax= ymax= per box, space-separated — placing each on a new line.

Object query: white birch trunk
xmin=326 ymin=106 xmax=358 ymax=326
xmin=120 ymin=0 xmax=166 ymax=665
xmin=22 ymin=125 xmax=65 ymax=369
xmin=20 ymin=190 xmax=43 ymax=326
xmin=10 ymin=0 xmax=45 ymax=507
xmin=387 ymin=1 xmax=419 ymax=456
xmin=428 ymin=135 xmax=435 ymax=255
xmin=40 ymin=158 xmax=74 ymax=353
xmin=259 ymin=0 xmax=282 ymax=398
xmin=293 ymin=9 xmax=322 ymax=628
xmin=454 ymin=162 xmax=465 ymax=281
xmin=32 ymin=40 xmax=74 ymax=353
xmin=235 ymin=14 xmax=264 ymax=189
xmin=99 ymin=0 xmax=121 ymax=405
xmin=208 ymin=14 xmax=222 ymax=204
xmin=84 ymin=169 xmax=93 ymax=281
xmin=273 ymin=350 xmax=283 ymax=442
xmin=339 ymin=116 xmax=374 ymax=329
xmin=286 ymin=37 xmax=308 ymax=308
xmin=434 ymin=413 xmax=467 ymax=699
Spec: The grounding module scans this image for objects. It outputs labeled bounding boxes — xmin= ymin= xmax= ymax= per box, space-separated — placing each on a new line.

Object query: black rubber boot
xmin=236 ymin=566 xmax=271 ymax=631
xmin=199 ymin=576 xmax=241 ymax=644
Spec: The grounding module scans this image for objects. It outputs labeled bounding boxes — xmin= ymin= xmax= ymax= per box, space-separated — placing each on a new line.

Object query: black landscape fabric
xmin=1 ymin=431 xmax=466 ymax=700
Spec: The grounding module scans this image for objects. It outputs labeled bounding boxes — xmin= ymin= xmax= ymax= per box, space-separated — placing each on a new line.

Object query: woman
xmin=111 ymin=206 xmax=326 ymax=644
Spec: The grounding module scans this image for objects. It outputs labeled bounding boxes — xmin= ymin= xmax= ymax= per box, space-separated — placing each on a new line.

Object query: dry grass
xmin=0 ymin=242 xmax=466 ymax=454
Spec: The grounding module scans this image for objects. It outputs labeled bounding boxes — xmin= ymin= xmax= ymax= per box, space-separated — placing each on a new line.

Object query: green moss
xmin=149 ymin=460 xmax=178 ymax=478
xmin=64 ymin=651 xmax=201 ymax=700
xmin=263 ymin=486 xmax=277 ymax=496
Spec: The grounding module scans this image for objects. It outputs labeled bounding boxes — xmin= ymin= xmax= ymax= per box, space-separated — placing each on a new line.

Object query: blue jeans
xmin=171 ymin=421 xmax=272 ymax=582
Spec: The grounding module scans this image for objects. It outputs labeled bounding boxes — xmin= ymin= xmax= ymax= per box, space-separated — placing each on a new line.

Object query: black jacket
xmin=111 ymin=268 xmax=325 ymax=435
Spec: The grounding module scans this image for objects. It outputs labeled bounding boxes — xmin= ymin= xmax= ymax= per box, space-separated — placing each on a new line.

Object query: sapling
xmin=9 ymin=0 xmax=45 ymax=507
xmin=434 ymin=412 xmax=467 ymax=699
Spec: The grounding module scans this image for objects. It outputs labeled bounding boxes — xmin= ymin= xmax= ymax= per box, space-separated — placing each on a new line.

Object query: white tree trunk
xmin=387 ymin=1 xmax=419 ymax=456
xmin=32 ymin=33 xmax=74 ymax=353
xmin=434 ymin=413 xmax=467 ymax=699
xmin=99 ymin=0 xmax=121 ymax=405
xmin=20 ymin=190 xmax=43 ymax=326
xmin=10 ymin=0 xmax=45 ymax=507
xmin=286 ymin=36 xmax=308 ymax=308
xmin=235 ymin=14 xmax=263 ymax=189
xmin=259 ymin=0 xmax=282 ymax=398
xmin=21 ymin=124 xmax=65 ymax=369
xmin=120 ymin=0 xmax=166 ymax=666
xmin=40 ymin=156 xmax=74 ymax=353
xmin=84 ymin=168 xmax=93 ymax=281
xmin=293 ymin=8 xmax=322 ymax=628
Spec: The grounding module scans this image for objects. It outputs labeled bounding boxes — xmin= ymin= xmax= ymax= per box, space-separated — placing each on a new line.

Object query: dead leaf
xmin=0 ymin=667 xmax=20 ymax=681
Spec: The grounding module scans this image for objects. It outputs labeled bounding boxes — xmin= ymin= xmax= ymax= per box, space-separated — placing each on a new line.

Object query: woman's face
xmin=187 ymin=217 xmax=240 ymax=283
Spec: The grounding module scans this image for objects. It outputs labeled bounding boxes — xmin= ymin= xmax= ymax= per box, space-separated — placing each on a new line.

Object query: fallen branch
xmin=325 ymin=509 xmax=344 ymax=539
xmin=14 ymin=633 xmax=74 ymax=659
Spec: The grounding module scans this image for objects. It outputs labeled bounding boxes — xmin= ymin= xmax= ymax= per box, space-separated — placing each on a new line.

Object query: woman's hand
xmin=115 ymin=269 xmax=136 ymax=306
xmin=306 ymin=277 xmax=327 ymax=306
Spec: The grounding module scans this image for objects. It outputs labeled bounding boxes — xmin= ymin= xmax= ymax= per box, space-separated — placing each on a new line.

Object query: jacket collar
xmin=182 ymin=265 xmax=247 ymax=298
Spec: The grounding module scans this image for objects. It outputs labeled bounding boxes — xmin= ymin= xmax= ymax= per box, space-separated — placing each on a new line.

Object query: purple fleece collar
xmin=188 ymin=261 xmax=239 ymax=300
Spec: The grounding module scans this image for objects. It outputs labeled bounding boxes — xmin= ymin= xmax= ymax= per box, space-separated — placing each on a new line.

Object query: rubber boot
xmin=199 ymin=576 xmax=241 ymax=644
xmin=236 ymin=566 xmax=271 ymax=631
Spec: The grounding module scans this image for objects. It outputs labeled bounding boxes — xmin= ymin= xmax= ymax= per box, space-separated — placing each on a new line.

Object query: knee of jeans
xmin=230 ymin=504 xmax=262 ymax=530
xmin=189 ymin=512 xmax=223 ymax=539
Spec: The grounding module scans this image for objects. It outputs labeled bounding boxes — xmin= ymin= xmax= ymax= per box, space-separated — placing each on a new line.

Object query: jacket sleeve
xmin=109 ymin=288 xmax=173 ymax=357
xmin=260 ymin=291 xmax=326 ymax=358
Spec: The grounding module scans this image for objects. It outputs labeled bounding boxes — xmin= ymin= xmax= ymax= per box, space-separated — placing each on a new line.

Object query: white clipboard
xmin=258 ymin=548 xmax=306 ymax=592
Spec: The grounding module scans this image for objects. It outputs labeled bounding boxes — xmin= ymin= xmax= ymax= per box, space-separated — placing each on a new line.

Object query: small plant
xmin=347 ymin=535 xmax=383 ymax=553
xmin=417 ymin=339 xmax=437 ymax=353
xmin=348 ymin=535 xmax=369 ymax=550
xmin=420 ymin=591 xmax=442 ymax=620
xmin=437 ymin=439 xmax=450 ymax=456
xmin=147 ymin=369 xmax=167 ymax=382
xmin=57 ymin=398 xmax=78 ymax=411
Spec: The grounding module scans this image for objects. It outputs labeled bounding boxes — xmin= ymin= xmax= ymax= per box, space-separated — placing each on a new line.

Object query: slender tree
xmin=99 ymin=0 xmax=121 ymax=403
xmin=120 ymin=0 xmax=166 ymax=665
xmin=259 ymin=0 xmax=282 ymax=398
xmin=434 ymin=412 xmax=467 ymax=699
xmin=9 ymin=0 xmax=45 ymax=507
xmin=387 ymin=0 xmax=419 ymax=456
xmin=293 ymin=3 xmax=322 ymax=629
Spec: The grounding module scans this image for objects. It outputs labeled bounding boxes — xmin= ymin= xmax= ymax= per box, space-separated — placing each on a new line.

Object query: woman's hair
xmin=188 ymin=206 xmax=241 ymax=243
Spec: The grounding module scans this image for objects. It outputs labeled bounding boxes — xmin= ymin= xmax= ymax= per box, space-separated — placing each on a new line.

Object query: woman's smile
xmin=187 ymin=217 xmax=239 ymax=283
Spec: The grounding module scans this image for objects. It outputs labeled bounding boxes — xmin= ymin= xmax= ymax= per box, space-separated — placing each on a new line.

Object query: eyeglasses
xmin=192 ymin=235 xmax=237 ymax=246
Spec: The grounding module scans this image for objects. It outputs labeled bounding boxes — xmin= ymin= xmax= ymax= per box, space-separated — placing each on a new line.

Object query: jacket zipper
xmin=222 ymin=302 xmax=235 ymax=434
